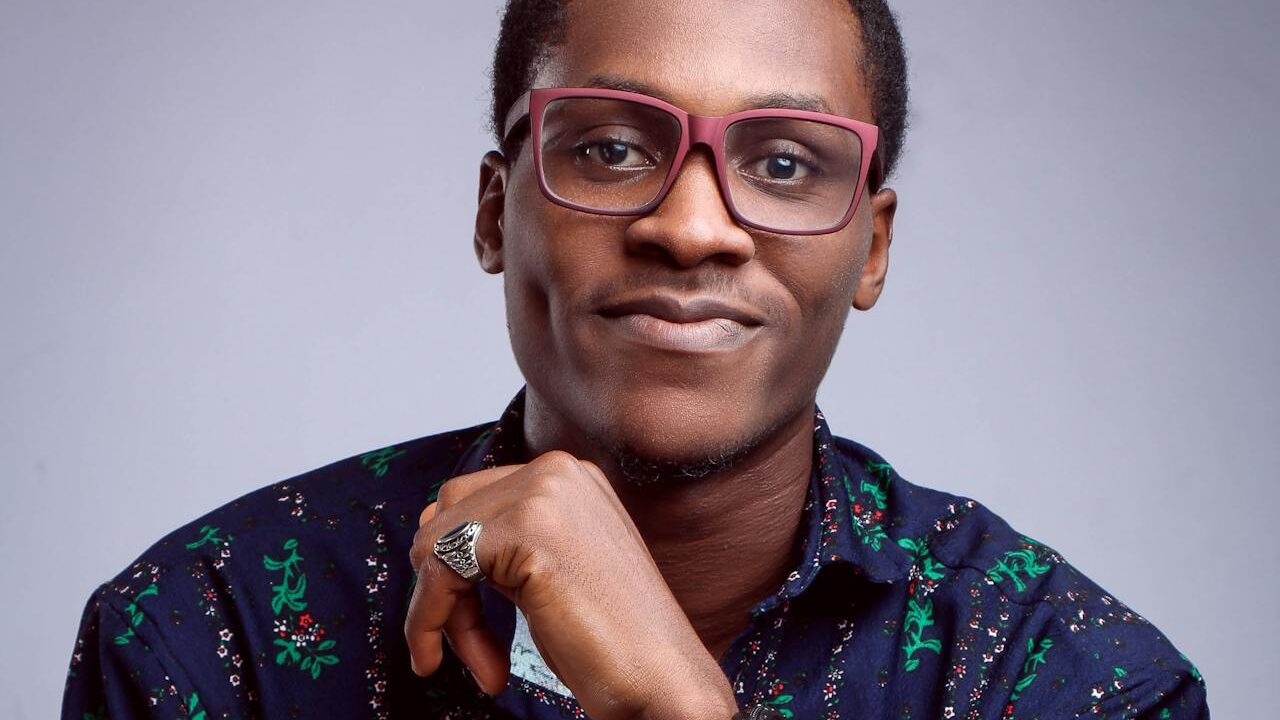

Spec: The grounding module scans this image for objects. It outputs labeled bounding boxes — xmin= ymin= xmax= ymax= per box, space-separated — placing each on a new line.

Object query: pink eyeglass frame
xmin=502 ymin=87 xmax=882 ymax=236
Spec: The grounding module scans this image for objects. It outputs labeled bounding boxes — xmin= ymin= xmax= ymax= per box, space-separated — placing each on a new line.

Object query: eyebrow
xmin=583 ymin=74 xmax=834 ymax=115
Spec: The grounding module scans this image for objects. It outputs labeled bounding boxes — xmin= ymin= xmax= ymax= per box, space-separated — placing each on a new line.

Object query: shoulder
xmin=833 ymin=433 xmax=1175 ymax=620
xmin=98 ymin=420 xmax=490 ymax=595
xmin=832 ymin=435 xmax=1208 ymax=716
xmin=64 ymin=421 xmax=495 ymax=718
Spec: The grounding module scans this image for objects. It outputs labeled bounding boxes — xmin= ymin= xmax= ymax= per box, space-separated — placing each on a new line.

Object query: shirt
xmin=62 ymin=388 xmax=1208 ymax=719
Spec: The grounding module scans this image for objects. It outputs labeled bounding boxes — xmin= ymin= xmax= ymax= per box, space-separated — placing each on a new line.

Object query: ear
xmin=853 ymin=188 xmax=898 ymax=311
xmin=474 ymin=150 xmax=510 ymax=274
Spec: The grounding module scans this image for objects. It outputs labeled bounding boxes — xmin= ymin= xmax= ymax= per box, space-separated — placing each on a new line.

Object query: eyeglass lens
xmin=538 ymin=97 xmax=865 ymax=233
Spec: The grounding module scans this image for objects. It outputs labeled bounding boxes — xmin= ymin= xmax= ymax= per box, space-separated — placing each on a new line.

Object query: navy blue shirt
xmin=63 ymin=389 xmax=1208 ymax=718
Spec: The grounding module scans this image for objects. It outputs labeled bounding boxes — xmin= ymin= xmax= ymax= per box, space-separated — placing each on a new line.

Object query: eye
xmin=747 ymin=153 xmax=812 ymax=181
xmin=576 ymin=140 xmax=653 ymax=169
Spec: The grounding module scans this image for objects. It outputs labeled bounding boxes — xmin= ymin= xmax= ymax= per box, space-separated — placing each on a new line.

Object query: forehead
xmin=532 ymin=0 xmax=872 ymax=121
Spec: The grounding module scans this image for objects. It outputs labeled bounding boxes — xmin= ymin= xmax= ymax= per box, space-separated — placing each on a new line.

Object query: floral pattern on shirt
xmin=63 ymin=388 xmax=1207 ymax=719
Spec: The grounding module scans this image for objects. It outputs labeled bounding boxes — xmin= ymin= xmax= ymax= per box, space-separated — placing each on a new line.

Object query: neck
xmin=522 ymin=389 xmax=815 ymax=660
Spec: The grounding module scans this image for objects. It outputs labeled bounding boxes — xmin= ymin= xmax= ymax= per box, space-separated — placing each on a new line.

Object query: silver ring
xmin=433 ymin=520 xmax=486 ymax=583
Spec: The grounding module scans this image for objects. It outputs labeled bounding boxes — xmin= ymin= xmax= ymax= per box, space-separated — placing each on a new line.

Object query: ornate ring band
xmin=433 ymin=520 xmax=486 ymax=584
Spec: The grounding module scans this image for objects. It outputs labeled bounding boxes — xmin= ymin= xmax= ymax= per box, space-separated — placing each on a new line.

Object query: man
xmin=63 ymin=0 xmax=1208 ymax=718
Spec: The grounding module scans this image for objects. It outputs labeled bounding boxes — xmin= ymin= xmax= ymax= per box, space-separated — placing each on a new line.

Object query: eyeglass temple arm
xmin=868 ymin=145 xmax=886 ymax=192
xmin=502 ymin=91 xmax=533 ymax=144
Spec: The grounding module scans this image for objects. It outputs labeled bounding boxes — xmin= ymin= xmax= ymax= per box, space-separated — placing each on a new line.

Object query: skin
xmin=407 ymin=0 xmax=898 ymax=718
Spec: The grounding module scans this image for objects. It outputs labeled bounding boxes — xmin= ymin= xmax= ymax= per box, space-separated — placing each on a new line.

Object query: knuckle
xmin=417 ymin=558 xmax=440 ymax=585
xmin=435 ymin=479 xmax=462 ymax=506
xmin=493 ymin=514 xmax=559 ymax=581
xmin=577 ymin=459 xmax=608 ymax=484
xmin=409 ymin=524 xmax=438 ymax=568
xmin=408 ymin=537 xmax=428 ymax=569
xmin=527 ymin=470 xmax=566 ymax=497
xmin=414 ymin=552 xmax=449 ymax=589
xmin=407 ymin=647 xmax=436 ymax=677
xmin=513 ymin=494 xmax=558 ymax=534
xmin=533 ymin=449 xmax=580 ymax=474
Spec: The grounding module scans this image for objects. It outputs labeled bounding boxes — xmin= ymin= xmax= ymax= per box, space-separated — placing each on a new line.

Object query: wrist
xmin=638 ymin=675 xmax=738 ymax=720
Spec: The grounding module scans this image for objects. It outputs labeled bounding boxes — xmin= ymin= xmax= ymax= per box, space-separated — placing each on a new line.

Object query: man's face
xmin=476 ymin=0 xmax=896 ymax=476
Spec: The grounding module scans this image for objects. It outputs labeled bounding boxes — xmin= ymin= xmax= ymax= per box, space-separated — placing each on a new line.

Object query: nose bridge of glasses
xmin=686 ymin=114 xmax=721 ymax=151
xmin=667 ymin=113 xmax=728 ymax=195
xmin=663 ymin=114 xmax=728 ymax=203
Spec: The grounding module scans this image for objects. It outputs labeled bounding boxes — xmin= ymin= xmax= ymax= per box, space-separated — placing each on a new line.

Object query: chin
xmin=599 ymin=429 xmax=761 ymax=488
xmin=580 ymin=383 xmax=780 ymax=487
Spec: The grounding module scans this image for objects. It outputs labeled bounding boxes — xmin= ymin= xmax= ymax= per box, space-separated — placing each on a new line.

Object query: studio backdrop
xmin=2 ymin=1 xmax=1277 ymax=717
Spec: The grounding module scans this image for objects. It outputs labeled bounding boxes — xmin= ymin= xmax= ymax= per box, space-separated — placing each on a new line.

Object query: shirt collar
xmin=449 ymin=388 xmax=531 ymax=478
xmin=753 ymin=408 xmax=913 ymax=615
xmin=450 ymin=389 xmax=913 ymax=610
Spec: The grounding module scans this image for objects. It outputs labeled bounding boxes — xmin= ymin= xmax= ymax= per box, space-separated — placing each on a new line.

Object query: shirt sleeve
xmin=62 ymin=585 xmax=208 ymax=720
xmin=996 ymin=619 xmax=1209 ymax=719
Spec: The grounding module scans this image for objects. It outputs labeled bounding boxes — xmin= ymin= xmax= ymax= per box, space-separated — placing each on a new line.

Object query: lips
xmin=597 ymin=295 xmax=765 ymax=326
xmin=596 ymin=294 xmax=765 ymax=353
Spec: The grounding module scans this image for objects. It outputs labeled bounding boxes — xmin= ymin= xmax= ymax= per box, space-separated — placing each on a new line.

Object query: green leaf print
xmin=865 ymin=461 xmax=894 ymax=483
xmin=263 ymin=539 xmax=339 ymax=679
xmin=985 ymin=548 xmax=1051 ymax=592
xmin=185 ymin=525 xmax=227 ymax=550
xmin=764 ymin=680 xmax=797 ymax=718
xmin=900 ymin=597 xmax=942 ymax=672
xmin=360 ymin=445 xmax=407 ymax=478
xmin=896 ymin=537 xmax=946 ymax=581
xmin=111 ymin=583 xmax=158 ymax=645
xmin=274 ymin=637 xmax=302 ymax=665
xmin=1010 ymin=636 xmax=1053 ymax=701
xmin=853 ymin=521 xmax=889 ymax=551
xmin=862 ymin=461 xmax=894 ymax=510
xmin=860 ymin=479 xmax=888 ymax=510
xmin=1179 ymin=653 xmax=1204 ymax=683
xmin=842 ymin=473 xmax=890 ymax=551
xmin=263 ymin=539 xmax=307 ymax=614
xmin=187 ymin=691 xmax=207 ymax=720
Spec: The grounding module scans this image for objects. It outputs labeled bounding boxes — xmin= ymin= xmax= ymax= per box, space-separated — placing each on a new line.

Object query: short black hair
xmin=488 ymin=0 xmax=910 ymax=180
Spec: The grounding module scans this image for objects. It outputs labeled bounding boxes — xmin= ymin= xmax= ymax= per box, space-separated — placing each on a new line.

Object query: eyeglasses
xmin=502 ymin=87 xmax=881 ymax=236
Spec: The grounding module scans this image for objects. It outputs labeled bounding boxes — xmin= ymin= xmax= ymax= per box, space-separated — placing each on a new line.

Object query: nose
xmin=623 ymin=148 xmax=756 ymax=268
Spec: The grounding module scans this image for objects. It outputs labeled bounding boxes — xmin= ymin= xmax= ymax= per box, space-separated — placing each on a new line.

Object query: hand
xmin=406 ymin=450 xmax=738 ymax=720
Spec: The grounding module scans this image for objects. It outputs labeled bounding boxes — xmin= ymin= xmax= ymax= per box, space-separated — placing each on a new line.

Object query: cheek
xmin=503 ymin=208 xmax=615 ymax=322
xmin=770 ymin=227 xmax=866 ymax=329
xmin=501 ymin=177 xmax=621 ymax=371
xmin=502 ymin=168 xmax=565 ymax=320
xmin=815 ymin=206 xmax=874 ymax=314
xmin=757 ymin=219 xmax=868 ymax=391
xmin=499 ymin=172 xmax=557 ymax=371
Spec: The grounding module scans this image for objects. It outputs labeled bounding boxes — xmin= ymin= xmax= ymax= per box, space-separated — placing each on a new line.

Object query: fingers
xmin=404 ymin=548 xmax=473 ymax=676
xmin=408 ymin=471 xmax=520 ymax=683
xmin=418 ymin=462 xmax=527 ymax=542
xmin=419 ymin=502 xmax=438 ymax=526
xmin=433 ymin=464 xmax=526 ymax=514
xmin=405 ymin=572 xmax=510 ymax=694
xmin=407 ymin=458 xmax=586 ymax=687
xmin=443 ymin=590 xmax=509 ymax=694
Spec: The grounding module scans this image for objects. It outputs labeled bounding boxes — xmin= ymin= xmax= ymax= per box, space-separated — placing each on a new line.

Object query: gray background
xmin=2 ymin=1 xmax=1276 ymax=717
